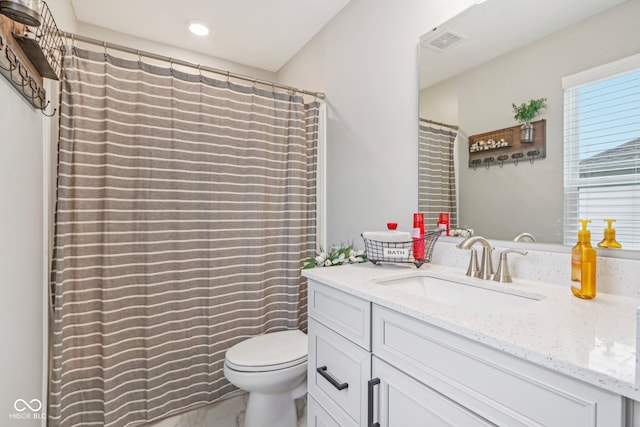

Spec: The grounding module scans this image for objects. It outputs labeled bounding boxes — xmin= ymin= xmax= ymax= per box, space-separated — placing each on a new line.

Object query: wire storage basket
xmin=361 ymin=231 xmax=440 ymax=268
xmin=12 ymin=1 xmax=64 ymax=80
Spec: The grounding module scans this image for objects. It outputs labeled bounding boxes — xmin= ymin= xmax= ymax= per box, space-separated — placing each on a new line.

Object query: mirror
xmin=418 ymin=0 xmax=638 ymax=248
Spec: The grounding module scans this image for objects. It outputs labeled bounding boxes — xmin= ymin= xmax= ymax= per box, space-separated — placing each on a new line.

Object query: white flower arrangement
xmin=303 ymin=245 xmax=367 ymax=269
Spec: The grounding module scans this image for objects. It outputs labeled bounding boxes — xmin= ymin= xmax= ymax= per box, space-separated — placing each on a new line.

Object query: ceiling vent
xmin=421 ymin=30 xmax=465 ymax=52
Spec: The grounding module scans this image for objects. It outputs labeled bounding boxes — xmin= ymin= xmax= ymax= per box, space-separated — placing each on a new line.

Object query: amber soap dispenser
xmin=597 ymin=219 xmax=622 ymax=249
xmin=571 ymin=220 xmax=597 ymax=299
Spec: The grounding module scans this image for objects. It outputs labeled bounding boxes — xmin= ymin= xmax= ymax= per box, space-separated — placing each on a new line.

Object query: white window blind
xmin=563 ymin=54 xmax=640 ymax=249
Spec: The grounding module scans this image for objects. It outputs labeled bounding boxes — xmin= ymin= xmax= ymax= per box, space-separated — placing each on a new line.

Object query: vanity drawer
xmin=308 ymin=318 xmax=370 ymax=426
xmin=308 ymin=280 xmax=371 ymax=350
xmin=372 ymin=305 xmax=624 ymax=427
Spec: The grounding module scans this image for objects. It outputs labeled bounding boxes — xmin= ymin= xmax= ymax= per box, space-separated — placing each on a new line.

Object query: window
xmin=563 ymin=54 xmax=640 ymax=249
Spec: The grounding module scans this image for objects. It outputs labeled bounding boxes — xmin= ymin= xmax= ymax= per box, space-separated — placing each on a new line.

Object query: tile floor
xmin=144 ymin=393 xmax=307 ymax=427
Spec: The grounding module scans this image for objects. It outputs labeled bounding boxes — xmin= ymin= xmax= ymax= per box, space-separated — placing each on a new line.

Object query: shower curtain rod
xmin=61 ymin=31 xmax=326 ymax=100
xmin=420 ymin=118 xmax=459 ymax=130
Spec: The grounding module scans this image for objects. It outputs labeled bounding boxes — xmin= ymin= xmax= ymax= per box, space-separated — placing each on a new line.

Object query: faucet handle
xmin=465 ymin=248 xmax=481 ymax=278
xmin=493 ymin=249 xmax=527 ymax=283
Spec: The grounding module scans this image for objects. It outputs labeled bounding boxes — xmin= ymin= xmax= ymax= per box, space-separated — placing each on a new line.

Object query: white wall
xmin=73 ymin=23 xmax=277 ymax=84
xmin=420 ymin=0 xmax=640 ymax=243
xmin=278 ymin=0 xmax=477 ymax=247
xmin=0 ymin=4 xmax=74 ymax=425
xmin=0 ymin=63 xmax=47 ymax=427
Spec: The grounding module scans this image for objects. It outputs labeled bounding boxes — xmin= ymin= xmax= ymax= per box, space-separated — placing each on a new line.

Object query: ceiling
xmin=69 ymin=0 xmax=351 ymax=72
xmin=419 ymin=0 xmax=628 ymax=89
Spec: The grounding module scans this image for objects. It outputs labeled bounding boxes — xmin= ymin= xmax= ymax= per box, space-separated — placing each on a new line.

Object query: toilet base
xmin=244 ymin=392 xmax=297 ymax=427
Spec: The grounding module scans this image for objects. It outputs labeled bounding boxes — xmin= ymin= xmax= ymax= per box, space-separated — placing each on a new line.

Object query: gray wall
xmin=420 ymin=0 xmax=640 ymax=243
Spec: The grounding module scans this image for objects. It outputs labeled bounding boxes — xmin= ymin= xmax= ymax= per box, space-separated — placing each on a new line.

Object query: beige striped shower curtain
xmin=418 ymin=123 xmax=458 ymax=229
xmin=49 ymin=47 xmax=318 ymax=427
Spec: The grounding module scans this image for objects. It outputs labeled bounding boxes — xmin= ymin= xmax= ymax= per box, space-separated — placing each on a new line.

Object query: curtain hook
xmin=197 ymin=64 xmax=202 ymax=82
xmin=169 ymin=58 xmax=173 ymax=75
xmin=137 ymin=50 xmax=142 ymax=65
xmin=226 ymin=71 xmax=230 ymax=83
xmin=103 ymin=41 xmax=107 ymax=59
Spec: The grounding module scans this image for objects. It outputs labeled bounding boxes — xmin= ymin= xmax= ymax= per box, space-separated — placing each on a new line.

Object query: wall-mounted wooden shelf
xmin=468 ymin=119 xmax=546 ymax=169
xmin=0 ymin=4 xmax=63 ymax=115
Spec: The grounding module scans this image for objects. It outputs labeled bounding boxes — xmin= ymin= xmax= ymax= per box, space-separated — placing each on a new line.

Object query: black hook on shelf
xmin=484 ymin=157 xmax=495 ymax=169
xmin=40 ymin=100 xmax=57 ymax=117
xmin=527 ymin=150 xmax=540 ymax=164
xmin=512 ymin=152 xmax=524 ymax=167
xmin=10 ymin=64 xmax=30 ymax=87
xmin=25 ymin=83 xmax=56 ymax=116
xmin=470 ymin=159 xmax=481 ymax=171
xmin=0 ymin=44 xmax=18 ymax=72
xmin=497 ymin=154 xmax=509 ymax=168
xmin=0 ymin=59 xmax=16 ymax=72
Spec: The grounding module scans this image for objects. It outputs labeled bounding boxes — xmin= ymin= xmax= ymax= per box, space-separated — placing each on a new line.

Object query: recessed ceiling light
xmin=187 ymin=21 xmax=210 ymax=36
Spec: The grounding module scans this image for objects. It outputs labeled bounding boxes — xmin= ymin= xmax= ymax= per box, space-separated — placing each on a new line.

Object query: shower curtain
xmin=418 ymin=123 xmax=458 ymax=230
xmin=49 ymin=47 xmax=319 ymax=427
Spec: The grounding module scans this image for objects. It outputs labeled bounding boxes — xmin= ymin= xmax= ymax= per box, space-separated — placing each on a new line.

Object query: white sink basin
xmin=371 ymin=272 xmax=544 ymax=314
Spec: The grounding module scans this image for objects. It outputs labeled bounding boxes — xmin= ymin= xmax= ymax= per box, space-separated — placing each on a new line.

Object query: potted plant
xmin=512 ymin=97 xmax=547 ymax=143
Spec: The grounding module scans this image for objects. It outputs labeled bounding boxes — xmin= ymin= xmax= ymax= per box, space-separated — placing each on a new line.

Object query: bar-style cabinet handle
xmin=316 ymin=366 xmax=349 ymax=391
xmin=368 ymin=377 xmax=381 ymax=427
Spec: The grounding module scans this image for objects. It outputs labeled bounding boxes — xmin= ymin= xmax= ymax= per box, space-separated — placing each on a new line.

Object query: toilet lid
xmin=225 ymin=329 xmax=308 ymax=372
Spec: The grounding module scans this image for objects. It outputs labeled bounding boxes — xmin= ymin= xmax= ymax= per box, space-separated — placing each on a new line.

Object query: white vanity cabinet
xmin=307 ymin=279 xmax=371 ymax=427
xmin=373 ymin=305 xmax=625 ymax=426
xmin=307 ymin=279 xmax=626 ymax=427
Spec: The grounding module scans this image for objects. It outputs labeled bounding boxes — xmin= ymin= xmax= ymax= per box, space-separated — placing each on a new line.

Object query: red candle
xmin=438 ymin=212 xmax=450 ymax=236
xmin=413 ymin=213 xmax=425 ymax=261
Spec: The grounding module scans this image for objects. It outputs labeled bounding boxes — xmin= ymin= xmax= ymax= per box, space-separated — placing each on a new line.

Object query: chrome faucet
xmin=513 ymin=232 xmax=536 ymax=243
xmin=493 ymin=249 xmax=527 ymax=283
xmin=456 ymin=236 xmax=494 ymax=280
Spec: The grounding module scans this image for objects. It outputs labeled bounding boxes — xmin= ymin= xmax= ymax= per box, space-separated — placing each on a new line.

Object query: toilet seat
xmin=225 ymin=329 xmax=307 ymax=373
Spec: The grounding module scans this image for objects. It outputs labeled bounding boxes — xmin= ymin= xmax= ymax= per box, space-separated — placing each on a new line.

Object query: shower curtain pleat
xmin=418 ymin=124 xmax=458 ymax=229
xmin=49 ymin=47 xmax=318 ymax=427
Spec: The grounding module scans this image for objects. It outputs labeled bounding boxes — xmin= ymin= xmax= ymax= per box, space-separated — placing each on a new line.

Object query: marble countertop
xmin=302 ymin=262 xmax=640 ymax=401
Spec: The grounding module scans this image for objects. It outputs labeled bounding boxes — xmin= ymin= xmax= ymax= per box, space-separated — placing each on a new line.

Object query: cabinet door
xmin=372 ymin=305 xmax=624 ymax=427
xmin=307 ymin=395 xmax=341 ymax=427
xmin=372 ymin=357 xmax=495 ymax=427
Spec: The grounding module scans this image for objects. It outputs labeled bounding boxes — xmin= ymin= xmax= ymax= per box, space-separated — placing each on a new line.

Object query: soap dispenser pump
xmin=597 ymin=219 xmax=622 ymax=249
xmin=571 ymin=220 xmax=596 ymax=299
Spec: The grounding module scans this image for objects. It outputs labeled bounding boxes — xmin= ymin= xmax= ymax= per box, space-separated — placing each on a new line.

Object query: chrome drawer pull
xmin=316 ymin=366 xmax=349 ymax=391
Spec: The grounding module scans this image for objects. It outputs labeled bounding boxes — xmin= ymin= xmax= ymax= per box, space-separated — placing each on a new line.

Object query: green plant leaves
xmin=512 ymin=97 xmax=547 ymax=123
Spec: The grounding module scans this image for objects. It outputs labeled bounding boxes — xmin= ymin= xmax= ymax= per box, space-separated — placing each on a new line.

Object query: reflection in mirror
xmin=418 ymin=0 xmax=639 ymax=249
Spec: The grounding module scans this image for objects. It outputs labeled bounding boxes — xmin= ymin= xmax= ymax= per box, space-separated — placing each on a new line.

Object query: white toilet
xmin=223 ymin=329 xmax=308 ymax=427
